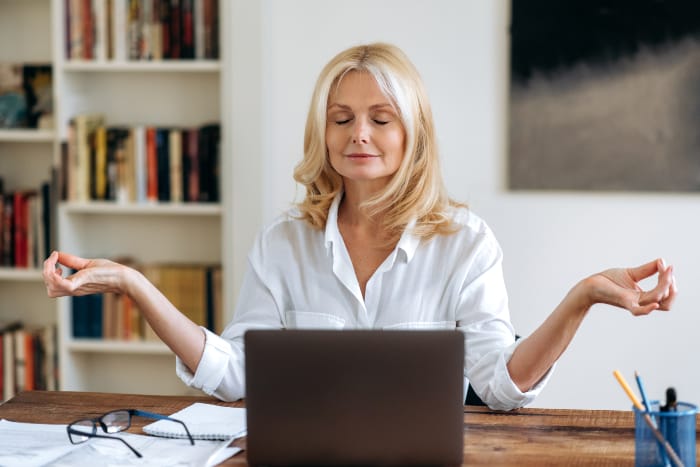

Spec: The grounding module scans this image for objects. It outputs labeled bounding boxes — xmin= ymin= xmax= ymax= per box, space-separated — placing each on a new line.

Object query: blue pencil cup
xmin=634 ymin=401 xmax=697 ymax=467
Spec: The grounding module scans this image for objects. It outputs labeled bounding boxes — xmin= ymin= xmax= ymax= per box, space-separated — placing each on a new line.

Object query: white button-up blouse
xmin=176 ymin=194 xmax=551 ymax=411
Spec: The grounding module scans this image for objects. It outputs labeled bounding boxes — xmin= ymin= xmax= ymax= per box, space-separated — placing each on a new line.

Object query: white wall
xmin=230 ymin=0 xmax=700 ymax=409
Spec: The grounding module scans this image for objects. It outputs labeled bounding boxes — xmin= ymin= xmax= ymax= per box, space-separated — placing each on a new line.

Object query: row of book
xmin=65 ymin=0 xmax=219 ymax=61
xmin=0 ymin=177 xmax=55 ymax=269
xmin=1 ymin=322 xmax=59 ymax=402
xmin=62 ymin=114 xmax=220 ymax=204
xmin=0 ymin=63 xmax=53 ymax=129
xmin=72 ymin=262 xmax=223 ymax=340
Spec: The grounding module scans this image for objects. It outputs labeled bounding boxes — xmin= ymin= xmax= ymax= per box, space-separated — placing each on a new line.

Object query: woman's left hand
xmin=584 ymin=258 xmax=677 ymax=315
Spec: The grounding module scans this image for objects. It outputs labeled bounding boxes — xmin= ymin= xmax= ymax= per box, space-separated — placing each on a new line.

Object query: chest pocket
xmin=284 ymin=311 xmax=346 ymax=329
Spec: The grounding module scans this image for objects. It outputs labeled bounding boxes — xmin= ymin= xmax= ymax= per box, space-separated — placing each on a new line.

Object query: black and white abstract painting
xmin=508 ymin=0 xmax=700 ymax=191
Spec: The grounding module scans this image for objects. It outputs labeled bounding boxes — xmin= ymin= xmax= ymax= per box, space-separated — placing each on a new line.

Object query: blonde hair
xmin=293 ymin=42 xmax=463 ymax=240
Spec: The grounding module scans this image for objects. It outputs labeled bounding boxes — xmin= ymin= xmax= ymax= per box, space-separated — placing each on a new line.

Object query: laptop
xmin=244 ymin=329 xmax=464 ymax=466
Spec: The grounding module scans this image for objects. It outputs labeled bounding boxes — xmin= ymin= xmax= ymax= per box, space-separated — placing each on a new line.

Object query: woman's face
xmin=325 ymin=71 xmax=406 ymax=191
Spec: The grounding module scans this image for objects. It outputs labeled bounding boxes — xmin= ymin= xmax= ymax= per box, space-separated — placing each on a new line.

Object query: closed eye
xmin=335 ymin=118 xmax=352 ymax=125
xmin=374 ymin=119 xmax=389 ymax=125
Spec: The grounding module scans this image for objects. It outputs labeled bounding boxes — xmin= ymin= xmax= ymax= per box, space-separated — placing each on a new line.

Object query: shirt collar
xmin=324 ymin=191 xmax=420 ymax=264
xmin=324 ymin=192 xmax=343 ymax=250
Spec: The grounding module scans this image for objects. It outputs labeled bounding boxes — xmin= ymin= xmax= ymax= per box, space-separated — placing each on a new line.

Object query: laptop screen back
xmin=244 ymin=329 xmax=464 ymax=466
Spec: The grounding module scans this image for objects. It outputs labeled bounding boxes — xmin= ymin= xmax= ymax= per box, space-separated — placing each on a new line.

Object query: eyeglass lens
xmin=69 ymin=419 xmax=96 ymax=443
xmin=101 ymin=410 xmax=131 ymax=433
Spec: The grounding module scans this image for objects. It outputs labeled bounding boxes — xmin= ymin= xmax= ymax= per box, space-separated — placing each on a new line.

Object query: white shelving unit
xmin=0 ymin=0 xmax=57 ymax=392
xmin=48 ymin=0 xmax=231 ymax=396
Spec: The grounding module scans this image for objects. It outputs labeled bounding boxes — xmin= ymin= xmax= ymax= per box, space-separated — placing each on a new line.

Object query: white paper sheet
xmin=0 ymin=419 xmax=240 ymax=467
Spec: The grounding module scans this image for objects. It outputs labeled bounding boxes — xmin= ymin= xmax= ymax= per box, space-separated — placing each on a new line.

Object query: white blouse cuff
xmin=175 ymin=327 xmax=231 ymax=396
xmin=492 ymin=339 xmax=554 ymax=410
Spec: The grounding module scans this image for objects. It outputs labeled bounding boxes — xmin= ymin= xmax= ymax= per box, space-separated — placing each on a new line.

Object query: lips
xmin=346 ymin=153 xmax=379 ymax=158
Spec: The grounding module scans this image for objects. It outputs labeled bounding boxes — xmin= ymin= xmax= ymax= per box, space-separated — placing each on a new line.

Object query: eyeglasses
xmin=67 ymin=409 xmax=195 ymax=458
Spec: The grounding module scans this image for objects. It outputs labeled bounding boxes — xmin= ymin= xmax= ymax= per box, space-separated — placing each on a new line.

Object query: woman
xmin=44 ymin=43 xmax=676 ymax=411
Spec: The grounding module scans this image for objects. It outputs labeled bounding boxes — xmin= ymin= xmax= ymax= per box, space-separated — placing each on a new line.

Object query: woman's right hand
xmin=43 ymin=251 xmax=133 ymax=298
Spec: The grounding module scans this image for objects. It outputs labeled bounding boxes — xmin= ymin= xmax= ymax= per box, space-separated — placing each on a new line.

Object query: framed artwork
xmin=508 ymin=0 xmax=700 ymax=191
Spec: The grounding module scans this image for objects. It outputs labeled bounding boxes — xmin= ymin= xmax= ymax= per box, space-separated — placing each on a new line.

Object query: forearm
xmin=122 ymin=267 xmax=206 ymax=374
xmin=507 ymin=278 xmax=592 ymax=392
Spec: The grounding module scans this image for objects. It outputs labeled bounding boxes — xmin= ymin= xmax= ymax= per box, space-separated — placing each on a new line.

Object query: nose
xmin=351 ymin=119 xmax=369 ymax=144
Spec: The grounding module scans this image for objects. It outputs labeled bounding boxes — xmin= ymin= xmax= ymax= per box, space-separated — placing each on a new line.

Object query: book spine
xmin=112 ymin=0 xmax=128 ymax=61
xmin=160 ymin=0 xmax=171 ymax=59
xmin=1 ymin=196 xmax=13 ymax=266
xmin=194 ymin=0 xmax=204 ymax=60
xmin=127 ymin=0 xmax=141 ymax=60
xmin=151 ymin=0 xmax=163 ymax=60
xmin=3 ymin=330 xmax=15 ymax=400
xmin=12 ymin=192 xmax=27 ymax=268
xmin=94 ymin=125 xmax=108 ymax=199
xmin=24 ymin=330 xmax=34 ymax=391
xmin=81 ymin=0 xmax=94 ymax=59
xmin=133 ymin=126 xmax=147 ymax=203
xmin=185 ymin=128 xmax=199 ymax=201
xmin=180 ymin=0 xmax=194 ymax=59
xmin=93 ymin=0 xmax=108 ymax=61
xmin=146 ymin=127 xmax=158 ymax=201
xmin=169 ymin=129 xmax=183 ymax=202
xmin=74 ymin=115 xmax=90 ymax=202
xmin=156 ymin=128 xmax=170 ymax=201
xmin=69 ymin=0 xmax=84 ymax=60
xmin=14 ymin=329 xmax=25 ymax=394
xmin=41 ymin=181 xmax=52 ymax=261
xmin=125 ymin=129 xmax=137 ymax=202
xmin=169 ymin=0 xmax=181 ymax=59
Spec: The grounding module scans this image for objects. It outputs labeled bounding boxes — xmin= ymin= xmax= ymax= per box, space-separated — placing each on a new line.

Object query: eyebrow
xmin=327 ymin=103 xmax=395 ymax=112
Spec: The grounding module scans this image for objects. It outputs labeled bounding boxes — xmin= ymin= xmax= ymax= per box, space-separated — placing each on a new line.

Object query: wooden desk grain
xmin=0 ymin=390 xmax=694 ymax=466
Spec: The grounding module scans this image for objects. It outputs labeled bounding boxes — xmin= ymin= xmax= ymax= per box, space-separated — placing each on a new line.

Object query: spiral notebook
xmin=143 ymin=402 xmax=247 ymax=441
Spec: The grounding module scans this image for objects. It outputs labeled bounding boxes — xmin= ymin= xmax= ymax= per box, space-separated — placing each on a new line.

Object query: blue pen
xmin=635 ymin=371 xmax=653 ymax=413
xmin=636 ymin=371 xmax=671 ymax=465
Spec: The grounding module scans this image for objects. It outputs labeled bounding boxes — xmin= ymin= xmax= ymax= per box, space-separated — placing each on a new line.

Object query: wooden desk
xmin=0 ymin=390 xmax=691 ymax=466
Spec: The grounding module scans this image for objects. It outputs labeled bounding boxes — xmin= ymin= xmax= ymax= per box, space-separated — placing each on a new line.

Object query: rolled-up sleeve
xmin=176 ymin=328 xmax=240 ymax=398
xmin=488 ymin=339 xmax=552 ymax=410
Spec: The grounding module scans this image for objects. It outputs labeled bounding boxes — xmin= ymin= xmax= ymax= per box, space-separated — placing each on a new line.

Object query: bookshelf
xmin=0 ymin=0 xmax=59 ymax=401
xmin=48 ymin=0 xmax=230 ymax=397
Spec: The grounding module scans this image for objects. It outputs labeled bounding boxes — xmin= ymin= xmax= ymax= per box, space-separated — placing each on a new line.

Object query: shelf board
xmin=60 ymin=201 xmax=222 ymax=216
xmin=63 ymin=60 xmax=220 ymax=73
xmin=67 ymin=339 xmax=172 ymax=355
xmin=0 ymin=267 xmax=44 ymax=281
xmin=0 ymin=129 xmax=55 ymax=143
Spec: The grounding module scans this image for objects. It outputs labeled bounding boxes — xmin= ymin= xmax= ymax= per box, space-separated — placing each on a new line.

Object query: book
xmin=142 ymin=402 xmax=247 ymax=441
xmin=156 ymin=127 xmax=170 ymax=201
xmin=169 ymin=128 xmax=183 ymax=202
xmin=2 ymin=328 xmax=15 ymax=400
xmin=73 ymin=113 xmax=105 ymax=202
xmin=1 ymin=195 xmax=14 ymax=266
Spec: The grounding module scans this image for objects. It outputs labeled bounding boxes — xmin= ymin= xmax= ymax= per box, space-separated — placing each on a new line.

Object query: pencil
xmin=613 ymin=370 xmax=684 ymax=467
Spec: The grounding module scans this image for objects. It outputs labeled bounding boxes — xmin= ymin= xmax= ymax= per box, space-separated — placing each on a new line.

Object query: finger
xmin=640 ymin=265 xmax=674 ymax=307
xmin=56 ymin=251 xmax=91 ymax=271
xmin=630 ymin=303 xmax=659 ymax=316
xmin=43 ymin=251 xmax=59 ymax=279
xmin=658 ymin=274 xmax=678 ymax=311
xmin=627 ymin=258 xmax=662 ymax=282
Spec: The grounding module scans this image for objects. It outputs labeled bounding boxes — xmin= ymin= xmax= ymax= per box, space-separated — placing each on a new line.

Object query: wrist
xmin=120 ymin=265 xmax=143 ymax=297
xmin=567 ymin=277 xmax=596 ymax=315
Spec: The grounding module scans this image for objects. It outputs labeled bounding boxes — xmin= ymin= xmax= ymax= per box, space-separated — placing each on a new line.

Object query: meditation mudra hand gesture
xmin=43 ymin=42 xmax=677 ymax=411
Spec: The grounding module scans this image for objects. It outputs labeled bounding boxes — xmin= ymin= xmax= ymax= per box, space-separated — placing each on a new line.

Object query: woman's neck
xmin=338 ymin=184 xmax=384 ymax=231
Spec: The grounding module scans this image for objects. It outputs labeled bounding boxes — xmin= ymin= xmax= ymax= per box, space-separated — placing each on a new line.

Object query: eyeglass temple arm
xmin=67 ymin=427 xmax=143 ymax=458
xmin=130 ymin=409 xmax=195 ymax=445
